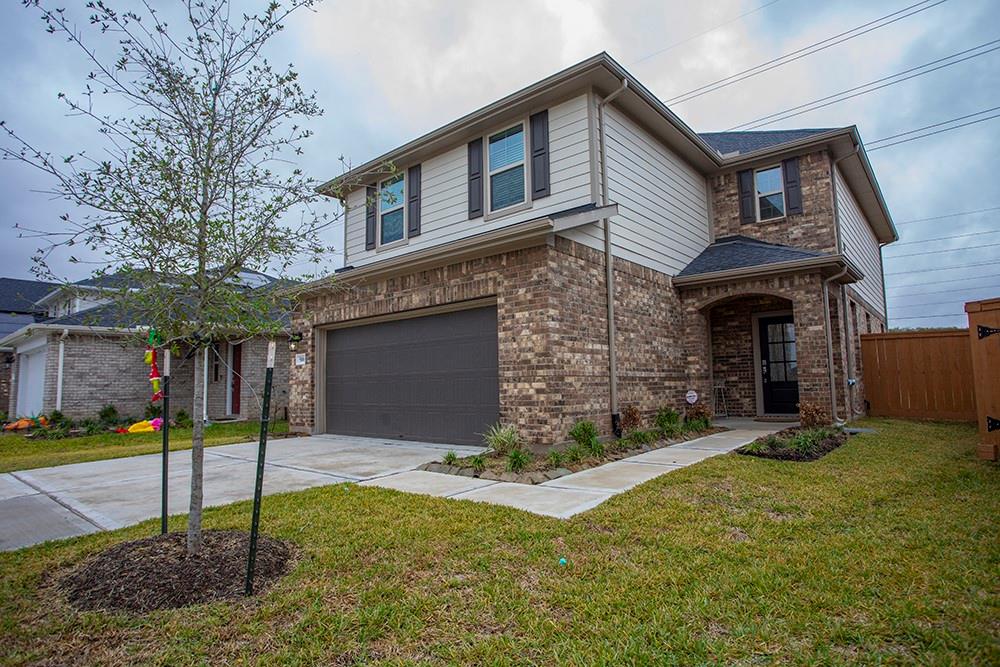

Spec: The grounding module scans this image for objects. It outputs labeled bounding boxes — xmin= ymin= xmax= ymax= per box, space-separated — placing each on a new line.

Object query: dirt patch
xmin=737 ymin=427 xmax=849 ymax=462
xmin=57 ymin=530 xmax=296 ymax=614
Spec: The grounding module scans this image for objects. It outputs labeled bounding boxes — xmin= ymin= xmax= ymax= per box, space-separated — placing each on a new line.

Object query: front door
xmin=229 ymin=342 xmax=242 ymax=415
xmin=758 ymin=315 xmax=799 ymax=414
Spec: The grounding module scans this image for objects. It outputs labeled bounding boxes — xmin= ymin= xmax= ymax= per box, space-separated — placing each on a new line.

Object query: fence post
xmin=161 ymin=349 xmax=170 ymax=535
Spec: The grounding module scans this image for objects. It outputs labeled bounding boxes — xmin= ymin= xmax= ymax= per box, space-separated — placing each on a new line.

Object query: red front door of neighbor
xmin=230 ymin=342 xmax=242 ymax=415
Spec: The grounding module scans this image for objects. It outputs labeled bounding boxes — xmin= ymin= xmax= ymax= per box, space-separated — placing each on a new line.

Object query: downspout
xmin=598 ymin=77 xmax=628 ymax=437
xmin=831 ymin=146 xmax=860 ymax=422
xmin=55 ymin=329 xmax=69 ymax=412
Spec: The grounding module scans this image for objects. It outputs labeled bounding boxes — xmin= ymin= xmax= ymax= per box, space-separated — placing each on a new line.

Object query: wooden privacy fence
xmin=860 ymin=330 xmax=976 ymax=421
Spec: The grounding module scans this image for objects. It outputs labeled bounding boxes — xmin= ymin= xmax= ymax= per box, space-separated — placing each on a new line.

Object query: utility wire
xmin=887 ymin=272 xmax=1000 ymax=289
xmin=664 ymin=0 xmax=947 ymax=105
xmin=892 ymin=297 xmax=987 ymax=309
xmin=885 ymin=241 xmax=1000 ymax=259
xmin=632 ymin=0 xmax=784 ymax=65
xmin=867 ymin=109 xmax=1000 ymax=151
xmin=887 ymin=230 xmax=1000 ymax=247
xmin=727 ymin=38 xmax=1000 ymax=130
xmin=895 ymin=206 xmax=1000 ymax=224
xmin=889 ymin=283 xmax=1000 ymax=297
xmin=892 ymin=313 xmax=965 ymax=320
xmin=868 ymin=105 xmax=1000 ymax=144
xmin=885 ymin=259 xmax=996 ymax=276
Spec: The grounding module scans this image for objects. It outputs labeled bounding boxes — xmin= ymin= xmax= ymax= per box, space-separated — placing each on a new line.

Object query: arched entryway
xmin=704 ymin=294 xmax=798 ymax=416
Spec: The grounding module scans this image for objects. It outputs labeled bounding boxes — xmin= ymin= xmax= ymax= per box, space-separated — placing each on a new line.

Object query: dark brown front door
xmin=230 ymin=342 xmax=242 ymax=415
xmin=325 ymin=306 xmax=500 ymax=445
xmin=759 ymin=315 xmax=799 ymax=414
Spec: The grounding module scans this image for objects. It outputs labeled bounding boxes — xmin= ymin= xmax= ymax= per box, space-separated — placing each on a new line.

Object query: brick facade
xmin=290 ymin=237 xmax=692 ymax=447
xmin=710 ymin=150 xmax=837 ymax=253
xmin=680 ymin=272 xmax=835 ymax=417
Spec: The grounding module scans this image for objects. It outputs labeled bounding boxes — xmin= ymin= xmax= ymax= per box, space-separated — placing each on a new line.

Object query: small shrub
xmin=506 ymin=448 xmax=531 ymax=473
xmin=98 ymin=404 xmax=120 ymax=426
xmin=587 ymin=438 xmax=605 ymax=458
xmin=564 ymin=444 xmax=586 ymax=464
xmin=174 ymin=409 xmax=193 ymax=428
xmin=48 ymin=409 xmax=67 ymax=426
xmin=568 ymin=420 xmax=599 ymax=450
xmin=620 ymin=405 xmax=642 ymax=433
xmin=628 ymin=429 xmax=658 ymax=445
xmin=442 ymin=451 xmax=458 ymax=465
xmin=547 ymin=450 xmax=565 ymax=467
xmin=469 ymin=454 xmax=486 ymax=473
xmin=684 ymin=404 xmax=712 ymax=432
xmin=144 ymin=402 xmax=163 ymax=420
xmin=798 ymin=401 xmax=831 ymax=429
xmin=654 ymin=407 xmax=680 ymax=430
xmin=79 ymin=418 xmax=104 ymax=436
xmin=37 ymin=424 xmax=70 ymax=440
xmin=483 ymin=423 xmax=521 ymax=456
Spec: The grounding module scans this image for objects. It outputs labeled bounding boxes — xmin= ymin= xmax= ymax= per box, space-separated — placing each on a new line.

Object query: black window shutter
xmin=468 ymin=138 xmax=484 ymax=219
xmin=737 ymin=170 xmax=755 ymax=224
xmin=365 ymin=184 xmax=377 ymax=250
xmin=529 ymin=110 xmax=550 ymax=199
xmin=782 ymin=157 xmax=802 ymax=215
xmin=407 ymin=164 xmax=421 ymax=237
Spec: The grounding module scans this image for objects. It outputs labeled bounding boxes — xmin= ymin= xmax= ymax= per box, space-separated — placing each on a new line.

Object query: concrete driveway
xmin=0 ymin=435 xmax=484 ymax=552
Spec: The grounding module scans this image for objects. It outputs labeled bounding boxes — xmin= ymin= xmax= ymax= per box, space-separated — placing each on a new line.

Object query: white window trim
xmin=754 ymin=164 xmax=786 ymax=222
xmin=376 ymin=172 xmax=407 ymax=250
xmin=484 ymin=118 xmax=531 ymax=219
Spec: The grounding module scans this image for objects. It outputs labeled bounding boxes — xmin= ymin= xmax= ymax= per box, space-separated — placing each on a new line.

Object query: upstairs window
xmin=487 ymin=123 xmax=526 ymax=212
xmin=378 ymin=173 xmax=405 ymax=245
xmin=755 ymin=165 xmax=785 ymax=221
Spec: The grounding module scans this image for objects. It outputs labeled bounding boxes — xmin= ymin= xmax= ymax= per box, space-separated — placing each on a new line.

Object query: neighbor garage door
xmin=325 ymin=306 xmax=499 ymax=445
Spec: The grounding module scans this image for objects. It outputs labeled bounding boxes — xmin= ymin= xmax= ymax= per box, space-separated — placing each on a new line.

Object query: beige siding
xmin=560 ymin=101 xmax=710 ymax=275
xmin=835 ymin=165 xmax=885 ymax=316
xmin=344 ymin=94 xmax=594 ymax=267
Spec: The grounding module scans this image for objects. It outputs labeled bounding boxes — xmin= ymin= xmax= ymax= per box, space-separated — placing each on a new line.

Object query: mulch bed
xmin=737 ymin=427 xmax=849 ymax=462
xmin=57 ymin=530 xmax=297 ymax=614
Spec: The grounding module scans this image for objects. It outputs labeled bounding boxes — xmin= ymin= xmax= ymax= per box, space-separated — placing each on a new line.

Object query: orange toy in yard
xmin=3 ymin=416 xmax=48 ymax=431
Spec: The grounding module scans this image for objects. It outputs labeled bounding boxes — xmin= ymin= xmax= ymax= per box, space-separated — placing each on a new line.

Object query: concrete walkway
xmin=0 ymin=435 xmax=483 ymax=551
xmin=362 ymin=420 xmax=788 ymax=518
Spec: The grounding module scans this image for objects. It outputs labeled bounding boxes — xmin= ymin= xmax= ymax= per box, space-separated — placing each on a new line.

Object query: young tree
xmin=2 ymin=0 xmax=362 ymax=555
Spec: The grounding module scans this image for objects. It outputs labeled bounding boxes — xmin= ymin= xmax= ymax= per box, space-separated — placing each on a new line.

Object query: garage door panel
xmin=325 ymin=306 xmax=499 ymax=445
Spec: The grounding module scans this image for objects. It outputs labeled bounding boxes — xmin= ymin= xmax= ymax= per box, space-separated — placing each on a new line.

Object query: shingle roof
xmin=698 ymin=129 xmax=837 ymax=156
xmin=0 ymin=277 xmax=59 ymax=313
xmin=678 ymin=235 xmax=827 ymax=277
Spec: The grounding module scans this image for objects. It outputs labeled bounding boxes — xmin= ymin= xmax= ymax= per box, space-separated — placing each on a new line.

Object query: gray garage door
xmin=325 ymin=306 xmax=499 ymax=445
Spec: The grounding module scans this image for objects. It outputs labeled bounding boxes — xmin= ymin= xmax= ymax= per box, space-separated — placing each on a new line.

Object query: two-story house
xmin=291 ymin=53 xmax=896 ymax=448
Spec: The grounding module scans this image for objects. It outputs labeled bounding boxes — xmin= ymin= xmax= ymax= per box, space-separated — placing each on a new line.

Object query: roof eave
xmin=673 ymin=254 xmax=864 ymax=288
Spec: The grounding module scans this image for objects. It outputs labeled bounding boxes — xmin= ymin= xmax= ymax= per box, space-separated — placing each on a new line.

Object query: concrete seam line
xmin=9 ymin=472 xmax=111 ymax=531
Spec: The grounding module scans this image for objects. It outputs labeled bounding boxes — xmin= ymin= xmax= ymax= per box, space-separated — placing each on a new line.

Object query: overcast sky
xmin=1 ymin=0 xmax=998 ymax=328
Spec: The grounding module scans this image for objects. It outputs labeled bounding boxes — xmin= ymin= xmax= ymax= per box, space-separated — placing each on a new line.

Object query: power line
xmin=887 ymin=272 xmax=1000 ymax=290
xmin=890 ymin=285 xmax=1000 ymax=299
xmin=632 ymin=0 xmax=784 ymax=65
xmin=727 ymin=38 xmax=1000 ymax=130
xmin=895 ymin=206 xmax=1000 ymax=224
xmin=867 ymin=110 xmax=1000 ymax=151
xmin=885 ymin=259 xmax=996 ymax=276
xmin=885 ymin=241 xmax=1000 ymax=259
xmin=886 ymin=230 xmax=1000 ymax=247
xmin=891 ymin=313 xmax=965 ymax=320
xmin=868 ymin=105 xmax=1000 ymax=144
xmin=664 ymin=0 xmax=947 ymax=105
xmin=892 ymin=298 xmax=982 ymax=309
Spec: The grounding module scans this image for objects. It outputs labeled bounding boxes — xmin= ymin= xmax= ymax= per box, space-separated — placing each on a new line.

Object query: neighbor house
xmin=0 ymin=277 xmax=59 ymax=412
xmin=1 ymin=272 xmax=291 ymax=422
xmin=290 ymin=53 xmax=895 ymax=447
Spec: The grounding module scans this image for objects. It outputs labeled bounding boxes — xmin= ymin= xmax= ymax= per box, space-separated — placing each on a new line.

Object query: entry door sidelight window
xmin=766 ymin=322 xmax=797 ymax=382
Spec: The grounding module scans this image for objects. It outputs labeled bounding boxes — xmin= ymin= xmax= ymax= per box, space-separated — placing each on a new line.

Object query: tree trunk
xmin=187 ymin=345 xmax=206 ymax=556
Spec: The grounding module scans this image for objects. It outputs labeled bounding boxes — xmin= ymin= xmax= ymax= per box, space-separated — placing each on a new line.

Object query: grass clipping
xmin=57 ymin=530 xmax=296 ymax=613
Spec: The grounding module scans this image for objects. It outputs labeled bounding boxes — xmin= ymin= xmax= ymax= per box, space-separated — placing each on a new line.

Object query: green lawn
xmin=0 ymin=421 xmax=288 ymax=473
xmin=1 ymin=419 xmax=997 ymax=665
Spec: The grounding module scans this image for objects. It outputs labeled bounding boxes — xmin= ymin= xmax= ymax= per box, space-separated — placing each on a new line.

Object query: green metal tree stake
xmin=161 ymin=349 xmax=170 ymax=535
xmin=245 ymin=341 xmax=276 ymax=595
